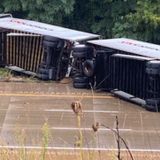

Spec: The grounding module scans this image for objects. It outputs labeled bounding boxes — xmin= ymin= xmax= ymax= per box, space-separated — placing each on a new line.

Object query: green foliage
xmin=0 ymin=0 xmax=75 ymax=25
xmin=113 ymin=0 xmax=160 ymax=43
xmin=89 ymin=0 xmax=136 ymax=38
xmin=66 ymin=0 xmax=136 ymax=38
xmin=0 ymin=68 xmax=12 ymax=79
xmin=1 ymin=0 xmax=160 ymax=43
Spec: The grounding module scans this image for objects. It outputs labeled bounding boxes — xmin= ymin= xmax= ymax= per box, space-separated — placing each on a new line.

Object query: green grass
xmin=0 ymin=68 xmax=11 ymax=79
xmin=0 ymin=67 xmax=38 ymax=82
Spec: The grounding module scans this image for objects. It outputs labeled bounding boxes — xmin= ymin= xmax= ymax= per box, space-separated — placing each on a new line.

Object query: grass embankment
xmin=0 ymin=68 xmax=12 ymax=81
xmin=0 ymin=67 xmax=38 ymax=82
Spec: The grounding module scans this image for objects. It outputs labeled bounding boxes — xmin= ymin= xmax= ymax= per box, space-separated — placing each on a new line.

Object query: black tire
xmin=43 ymin=41 xmax=58 ymax=48
xmin=73 ymin=82 xmax=88 ymax=89
xmin=83 ymin=60 xmax=95 ymax=77
xmin=73 ymin=76 xmax=89 ymax=83
xmin=38 ymin=68 xmax=49 ymax=74
xmin=73 ymin=73 xmax=83 ymax=78
xmin=72 ymin=45 xmax=93 ymax=52
xmin=72 ymin=51 xmax=87 ymax=58
xmin=146 ymin=99 xmax=160 ymax=112
xmin=43 ymin=36 xmax=59 ymax=42
xmin=37 ymin=74 xmax=49 ymax=80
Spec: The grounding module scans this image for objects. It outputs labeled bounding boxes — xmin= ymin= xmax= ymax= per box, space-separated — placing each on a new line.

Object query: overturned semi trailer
xmin=0 ymin=14 xmax=100 ymax=80
xmin=72 ymin=38 xmax=160 ymax=111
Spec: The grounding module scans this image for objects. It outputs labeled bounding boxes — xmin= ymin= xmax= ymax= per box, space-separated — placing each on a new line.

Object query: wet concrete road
xmin=0 ymin=81 xmax=160 ymax=152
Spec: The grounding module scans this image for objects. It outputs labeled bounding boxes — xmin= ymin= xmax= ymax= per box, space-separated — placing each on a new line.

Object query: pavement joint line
xmin=45 ymin=109 xmax=119 ymax=113
xmin=0 ymin=93 xmax=113 ymax=99
xmin=0 ymin=146 xmax=160 ymax=152
xmin=1 ymin=126 xmax=160 ymax=133
xmin=49 ymin=127 xmax=132 ymax=132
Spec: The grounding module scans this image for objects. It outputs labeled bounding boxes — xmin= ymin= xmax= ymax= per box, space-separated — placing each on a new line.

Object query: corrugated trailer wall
xmin=6 ymin=30 xmax=44 ymax=73
xmin=95 ymin=49 xmax=115 ymax=90
xmin=109 ymin=54 xmax=160 ymax=100
xmin=95 ymin=48 xmax=130 ymax=90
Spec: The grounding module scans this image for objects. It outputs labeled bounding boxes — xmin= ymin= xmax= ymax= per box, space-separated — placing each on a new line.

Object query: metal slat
xmin=36 ymin=36 xmax=43 ymax=72
xmin=13 ymin=30 xmax=16 ymax=65
xmin=109 ymin=54 xmax=159 ymax=100
xmin=33 ymin=36 xmax=40 ymax=72
xmin=23 ymin=36 xmax=28 ymax=70
xmin=27 ymin=36 xmax=33 ymax=71
xmin=30 ymin=36 xmax=36 ymax=71
xmin=6 ymin=31 xmax=43 ymax=73
xmin=19 ymin=34 xmax=22 ymax=67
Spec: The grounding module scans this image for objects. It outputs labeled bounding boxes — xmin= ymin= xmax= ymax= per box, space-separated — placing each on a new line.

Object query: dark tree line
xmin=0 ymin=0 xmax=160 ymax=43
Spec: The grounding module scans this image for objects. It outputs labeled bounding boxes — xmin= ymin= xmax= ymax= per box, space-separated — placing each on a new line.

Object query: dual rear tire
xmin=73 ymin=76 xmax=90 ymax=89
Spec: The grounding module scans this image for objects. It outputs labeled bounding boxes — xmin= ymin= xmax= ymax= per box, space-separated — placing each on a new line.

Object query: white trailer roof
xmin=88 ymin=38 xmax=160 ymax=60
xmin=0 ymin=17 xmax=100 ymax=41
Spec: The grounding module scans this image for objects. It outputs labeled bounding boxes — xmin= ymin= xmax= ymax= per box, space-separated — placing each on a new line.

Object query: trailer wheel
xmin=73 ymin=76 xmax=89 ymax=83
xmin=73 ymin=73 xmax=83 ymax=78
xmin=73 ymin=82 xmax=88 ymax=89
xmin=70 ymin=69 xmax=80 ymax=77
xmin=83 ymin=60 xmax=95 ymax=77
